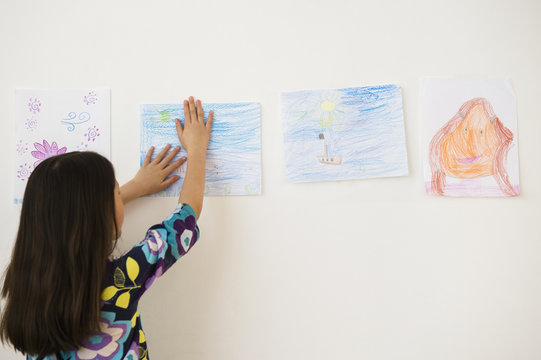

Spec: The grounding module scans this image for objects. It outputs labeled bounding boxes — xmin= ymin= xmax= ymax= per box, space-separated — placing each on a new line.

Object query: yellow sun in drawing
xmin=320 ymin=100 xmax=337 ymax=112
xmin=287 ymin=91 xmax=346 ymax=131
xmin=316 ymin=93 xmax=344 ymax=129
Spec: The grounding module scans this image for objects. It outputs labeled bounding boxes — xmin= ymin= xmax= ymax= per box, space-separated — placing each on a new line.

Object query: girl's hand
xmin=120 ymin=145 xmax=186 ymax=203
xmin=175 ymin=96 xmax=213 ymax=155
xmin=176 ymin=96 xmax=213 ymax=218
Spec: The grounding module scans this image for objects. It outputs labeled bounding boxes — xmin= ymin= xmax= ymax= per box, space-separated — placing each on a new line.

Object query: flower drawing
xmin=85 ymin=125 xmax=100 ymax=142
xmin=25 ymin=117 xmax=38 ymax=131
xmin=17 ymin=163 xmax=32 ymax=181
xmin=31 ymin=140 xmax=67 ymax=168
xmin=84 ymin=91 xmax=98 ymax=105
xmin=77 ymin=141 xmax=89 ymax=151
xmin=28 ymin=98 xmax=41 ymax=114
xmin=16 ymin=140 xmax=28 ymax=156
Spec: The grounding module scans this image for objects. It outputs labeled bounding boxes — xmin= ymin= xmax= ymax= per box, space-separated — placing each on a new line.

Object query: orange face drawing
xmin=428 ymin=98 xmax=517 ymax=196
xmin=440 ymin=104 xmax=499 ymax=178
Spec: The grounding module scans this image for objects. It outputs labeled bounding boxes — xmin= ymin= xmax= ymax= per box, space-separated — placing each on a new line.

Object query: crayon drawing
xmin=423 ymin=78 xmax=520 ymax=197
xmin=140 ymin=102 xmax=261 ymax=196
xmin=31 ymin=140 xmax=68 ymax=167
xmin=281 ymin=85 xmax=408 ymax=183
xmin=13 ymin=88 xmax=111 ymax=204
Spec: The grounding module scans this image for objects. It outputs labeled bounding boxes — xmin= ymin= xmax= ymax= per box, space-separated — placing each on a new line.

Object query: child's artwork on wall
xmin=140 ymin=102 xmax=261 ymax=196
xmin=14 ymin=89 xmax=111 ymax=204
xmin=281 ymin=84 xmax=408 ymax=183
xmin=423 ymin=78 xmax=520 ymax=197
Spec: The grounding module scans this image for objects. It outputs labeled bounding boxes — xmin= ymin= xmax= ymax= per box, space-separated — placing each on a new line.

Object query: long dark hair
xmin=0 ymin=151 xmax=118 ymax=357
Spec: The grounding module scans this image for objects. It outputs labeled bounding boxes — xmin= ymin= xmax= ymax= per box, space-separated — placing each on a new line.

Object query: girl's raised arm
xmin=120 ymin=96 xmax=212 ymax=219
xmin=175 ymin=96 xmax=213 ymax=219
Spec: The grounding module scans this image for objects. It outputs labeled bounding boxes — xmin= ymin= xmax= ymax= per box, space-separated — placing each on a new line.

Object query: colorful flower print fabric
xmin=27 ymin=204 xmax=199 ymax=360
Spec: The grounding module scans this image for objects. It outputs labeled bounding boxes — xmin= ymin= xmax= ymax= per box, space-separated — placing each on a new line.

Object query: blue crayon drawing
xmin=282 ymin=84 xmax=408 ymax=183
xmin=61 ymin=111 xmax=91 ymax=131
xmin=140 ymin=102 xmax=261 ymax=196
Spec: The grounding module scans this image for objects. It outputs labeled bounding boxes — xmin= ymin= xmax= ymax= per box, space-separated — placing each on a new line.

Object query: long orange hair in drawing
xmin=429 ymin=98 xmax=517 ymax=196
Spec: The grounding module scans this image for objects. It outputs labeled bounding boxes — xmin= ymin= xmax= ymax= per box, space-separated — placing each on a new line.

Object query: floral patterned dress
xmin=27 ymin=204 xmax=199 ymax=360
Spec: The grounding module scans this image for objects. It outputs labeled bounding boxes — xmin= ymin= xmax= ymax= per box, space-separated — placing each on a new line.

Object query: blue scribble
xmin=282 ymin=84 xmax=409 ymax=183
xmin=61 ymin=111 xmax=90 ymax=131
xmin=140 ymin=102 xmax=261 ymax=196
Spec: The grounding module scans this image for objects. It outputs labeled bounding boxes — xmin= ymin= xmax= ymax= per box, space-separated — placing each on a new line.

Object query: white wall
xmin=1 ymin=0 xmax=540 ymax=359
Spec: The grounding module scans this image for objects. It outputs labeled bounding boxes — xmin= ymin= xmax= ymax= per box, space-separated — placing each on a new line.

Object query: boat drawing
xmin=317 ymin=133 xmax=342 ymax=165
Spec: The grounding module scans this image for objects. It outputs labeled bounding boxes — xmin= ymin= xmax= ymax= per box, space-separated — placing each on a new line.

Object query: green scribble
xmin=244 ymin=184 xmax=253 ymax=195
xmin=223 ymin=184 xmax=231 ymax=195
xmin=153 ymin=106 xmax=173 ymax=123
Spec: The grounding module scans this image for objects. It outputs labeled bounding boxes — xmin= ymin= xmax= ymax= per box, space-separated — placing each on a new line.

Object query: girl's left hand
xmin=120 ymin=145 xmax=186 ymax=203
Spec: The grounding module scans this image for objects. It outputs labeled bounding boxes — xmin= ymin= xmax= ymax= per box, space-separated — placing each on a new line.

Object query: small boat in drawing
xmin=317 ymin=133 xmax=342 ymax=165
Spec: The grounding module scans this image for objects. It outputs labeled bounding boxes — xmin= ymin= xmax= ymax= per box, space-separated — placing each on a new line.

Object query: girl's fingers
xmin=196 ymin=99 xmax=204 ymax=124
xmin=152 ymin=144 xmax=172 ymax=164
xmin=164 ymin=157 xmax=186 ymax=174
xmin=159 ymin=146 xmax=180 ymax=166
xmin=183 ymin=100 xmax=190 ymax=126
xmin=188 ymin=96 xmax=197 ymax=124
xmin=161 ymin=175 xmax=180 ymax=190
xmin=206 ymin=110 xmax=214 ymax=133
xmin=143 ymin=146 xmax=154 ymax=165
xmin=175 ymin=118 xmax=183 ymax=138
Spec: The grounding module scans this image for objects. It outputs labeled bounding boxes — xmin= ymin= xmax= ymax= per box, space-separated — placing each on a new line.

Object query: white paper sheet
xmin=14 ymin=88 xmax=110 ymax=204
xmin=282 ymin=85 xmax=409 ymax=183
xmin=140 ymin=103 xmax=261 ymax=196
xmin=422 ymin=78 xmax=520 ymax=197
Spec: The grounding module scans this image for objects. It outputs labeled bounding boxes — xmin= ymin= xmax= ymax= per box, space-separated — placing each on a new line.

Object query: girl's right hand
xmin=175 ymin=96 xmax=213 ymax=154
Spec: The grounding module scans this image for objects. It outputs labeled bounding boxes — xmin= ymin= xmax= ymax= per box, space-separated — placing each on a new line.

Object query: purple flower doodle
xmin=17 ymin=163 xmax=32 ymax=181
xmin=84 ymin=91 xmax=98 ymax=105
xmin=28 ymin=98 xmax=41 ymax=114
xmin=85 ymin=125 xmax=100 ymax=142
xmin=77 ymin=141 xmax=89 ymax=151
xmin=25 ymin=117 xmax=38 ymax=131
xmin=31 ymin=140 xmax=67 ymax=168
xmin=16 ymin=140 xmax=28 ymax=156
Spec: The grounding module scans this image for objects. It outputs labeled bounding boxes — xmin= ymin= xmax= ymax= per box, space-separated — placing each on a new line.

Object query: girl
xmin=1 ymin=96 xmax=213 ymax=360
